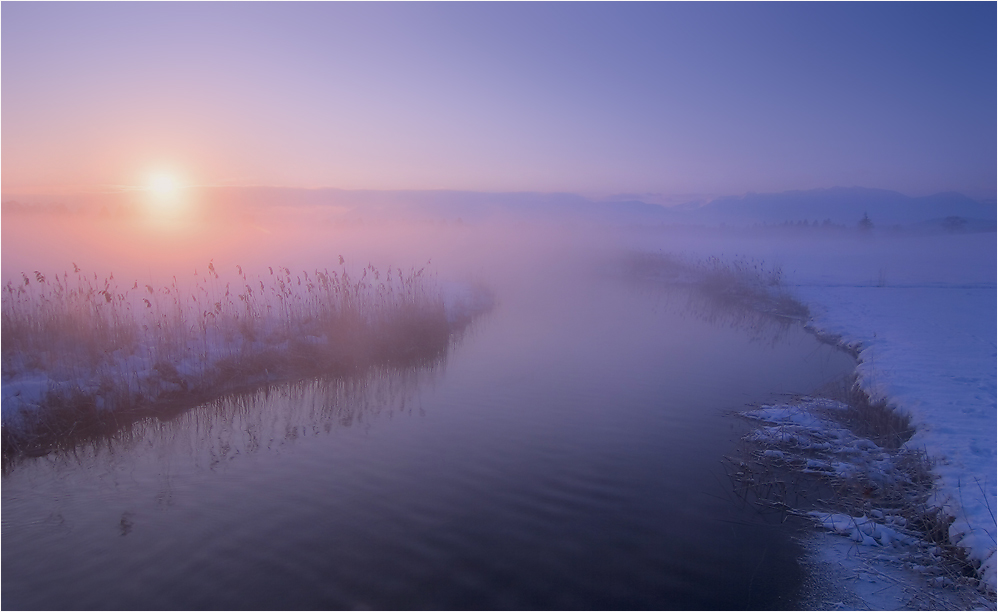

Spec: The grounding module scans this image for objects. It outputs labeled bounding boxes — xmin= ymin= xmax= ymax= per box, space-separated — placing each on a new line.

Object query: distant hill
xmin=5 ymin=185 xmax=992 ymax=231
xmin=206 ymin=187 xmax=676 ymax=225
xmin=675 ymin=187 xmax=995 ymax=227
xmin=188 ymin=185 xmax=998 ymax=229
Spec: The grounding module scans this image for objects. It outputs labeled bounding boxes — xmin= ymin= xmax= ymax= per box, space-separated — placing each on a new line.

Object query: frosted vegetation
xmin=733 ymin=395 xmax=995 ymax=608
xmin=1 ymin=259 xmax=491 ymax=456
xmin=737 ymin=398 xmax=937 ymax=548
xmin=624 ymin=252 xmax=808 ymax=323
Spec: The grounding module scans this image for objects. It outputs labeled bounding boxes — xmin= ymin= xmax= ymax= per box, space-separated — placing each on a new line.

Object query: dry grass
xmin=623 ymin=251 xmax=810 ymax=321
xmin=724 ymin=380 xmax=988 ymax=595
xmin=2 ymin=259 xmax=479 ymax=463
xmin=813 ymin=374 xmax=914 ymax=450
xmin=621 ymin=251 xmax=811 ymax=348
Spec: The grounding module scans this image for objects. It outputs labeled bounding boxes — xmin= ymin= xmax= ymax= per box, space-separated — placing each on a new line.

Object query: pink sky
xmin=3 ymin=3 xmax=995 ymax=200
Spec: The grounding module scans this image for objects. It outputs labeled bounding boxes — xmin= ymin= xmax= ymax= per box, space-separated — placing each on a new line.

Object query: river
xmin=1 ymin=246 xmax=856 ymax=610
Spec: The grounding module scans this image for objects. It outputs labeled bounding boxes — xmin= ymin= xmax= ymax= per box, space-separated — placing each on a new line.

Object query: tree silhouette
xmin=858 ymin=213 xmax=874 ymax=231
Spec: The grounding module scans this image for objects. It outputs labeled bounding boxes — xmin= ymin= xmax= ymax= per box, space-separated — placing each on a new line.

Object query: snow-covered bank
xmin=797 ymin=281 xmax=996 ymax=592
xmin=736 ymin=396 xmax=996 ymax=609
xmin=633 ymin=228 xmax=996 ymax=592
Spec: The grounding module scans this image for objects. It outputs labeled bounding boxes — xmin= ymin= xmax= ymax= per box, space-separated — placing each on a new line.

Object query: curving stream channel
xmin=2 ymin=257 xmax=856 ymax=610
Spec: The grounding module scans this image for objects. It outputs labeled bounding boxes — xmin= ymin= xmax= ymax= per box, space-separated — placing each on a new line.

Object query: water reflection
xmin=6 ymin=362 xmax=443 ymax=476
xmin=1 ymin=249 xmax=857 ymax=610
xmin=655 ymin=285 xmax=800 ymax=347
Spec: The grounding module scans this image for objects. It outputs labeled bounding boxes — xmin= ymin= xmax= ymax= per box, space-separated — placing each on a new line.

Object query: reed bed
xmin=620 ymin=251 xmax=810 ymax=348
xmin=723 ymin=382 xmax=991 ymax=599
xmin=2 ymin=259 xmax=481 ymax=456
xmin=623 ymin=252 xmax=809 ymax=321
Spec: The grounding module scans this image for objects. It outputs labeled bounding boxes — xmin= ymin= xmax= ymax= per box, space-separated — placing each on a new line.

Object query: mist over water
xmin=2 ymin=189 xmax=993 ymax=608
xmin=4 ymin=186 xmax=993 ymax=294
xmin=3 ymin=1 xmax=995 ymax=602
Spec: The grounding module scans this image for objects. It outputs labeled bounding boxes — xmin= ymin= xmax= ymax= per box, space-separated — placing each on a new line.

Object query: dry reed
xmin=2 ymin=259 xmax=482 ymax=460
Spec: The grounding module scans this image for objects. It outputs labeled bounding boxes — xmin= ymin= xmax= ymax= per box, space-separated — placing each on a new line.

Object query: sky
xmin=2 ymin=2 xmax=995 ymax=201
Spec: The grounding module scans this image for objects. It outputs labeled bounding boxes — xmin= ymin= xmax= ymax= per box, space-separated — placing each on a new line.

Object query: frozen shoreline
xmin=634 ymin=229 xmax=996 ymax=597
xmin=730 ymin=229 xmax=996 ymax=595
xmin=734 ymin=395 xmax=994 ymax=609
xmin=798 ymin=282 xmax=996 ymax=594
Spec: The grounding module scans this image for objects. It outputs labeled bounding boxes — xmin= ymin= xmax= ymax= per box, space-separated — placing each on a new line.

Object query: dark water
xmin=1 ymin=261 xmax=855 ymax=610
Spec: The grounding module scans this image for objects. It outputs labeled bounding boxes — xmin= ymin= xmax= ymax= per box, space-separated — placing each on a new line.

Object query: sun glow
xmin=149 ymin=173 xmax=179 ymax=195
xmin=141 ymin=171 xmax=194 ymax=228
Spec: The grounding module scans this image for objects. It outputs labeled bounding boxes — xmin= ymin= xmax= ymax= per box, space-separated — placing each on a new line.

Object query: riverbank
xmin=627 ymin=236 xmax=996 ymax=602
xmin=1 ymin=262 xmax=493 ymax=464
xmin=730 ymin=390 xmax=994 ymax=609
xmin=797 ymin=281 xmax=996 ymax=596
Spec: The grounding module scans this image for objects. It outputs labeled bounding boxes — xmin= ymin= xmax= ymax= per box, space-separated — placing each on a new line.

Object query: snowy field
xmin=643 ymin=228 xmax=997 ymax=593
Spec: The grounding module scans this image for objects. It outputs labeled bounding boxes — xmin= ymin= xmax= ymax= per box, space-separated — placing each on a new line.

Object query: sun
xmin=149 ymin=173 xmax=180 ymax=195
xmin=141 ymin=171 xmax=193 ymax=227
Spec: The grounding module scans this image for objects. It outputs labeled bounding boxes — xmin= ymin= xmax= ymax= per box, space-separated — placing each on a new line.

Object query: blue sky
xmin=2 ymin=2 xmax=995 ymax=199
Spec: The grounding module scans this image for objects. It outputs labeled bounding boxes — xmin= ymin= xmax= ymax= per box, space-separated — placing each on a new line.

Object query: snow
xmin=809 ymin=512 xmax=917 ymax=547
xmin=734 ymin=394 xmax=996 ymax=604
xmin=789 ymin=236 xmax=997 ymax=592
xmin=799 ymin=531 xmax=995 ymax=610
xmin=637 ymin=228 xmax=996 ymax=592
xmin=741 ymin=399 xmax=921 ymax=543
xmin=743 ymin=401 xmax=858 ymax=455
xmin=739 ymin=392 xmax=992 ymax=604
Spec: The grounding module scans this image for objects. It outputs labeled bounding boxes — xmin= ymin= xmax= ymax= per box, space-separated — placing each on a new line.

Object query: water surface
xmin=2 ymin=259 xmax=855 ymax=609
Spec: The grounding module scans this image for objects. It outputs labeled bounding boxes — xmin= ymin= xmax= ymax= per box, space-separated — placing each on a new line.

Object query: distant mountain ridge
xmin=215 ymin=185 xmax=992 ymax=227
xmin=680 ymin=187 xmax=995 ymax=226
xmin=4 ymin=185 xmax=993 ymax=229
